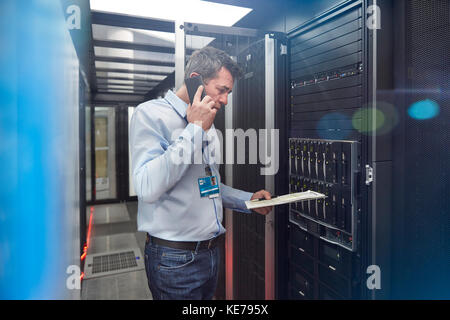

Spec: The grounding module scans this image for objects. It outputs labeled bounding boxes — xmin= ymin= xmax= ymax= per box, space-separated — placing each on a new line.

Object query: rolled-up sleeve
xmin=220 ymin=183 xmax=253 ymax=213
xmin=130 ymin=107 xmax=204 ymax=204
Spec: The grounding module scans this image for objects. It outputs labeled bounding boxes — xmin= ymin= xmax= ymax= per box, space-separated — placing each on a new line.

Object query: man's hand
xmin=186 ymin=85 xmax=217 ymax=131
xmin=250 ymin=190 xmax=273 ymax=215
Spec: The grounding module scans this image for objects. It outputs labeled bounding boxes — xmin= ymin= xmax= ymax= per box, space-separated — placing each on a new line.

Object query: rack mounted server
xmin=289 ymin=138 xmax=360 ymax=252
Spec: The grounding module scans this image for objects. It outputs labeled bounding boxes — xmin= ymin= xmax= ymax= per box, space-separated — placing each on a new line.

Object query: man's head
xmin=184 ymin=47 xmax=242 ymax=110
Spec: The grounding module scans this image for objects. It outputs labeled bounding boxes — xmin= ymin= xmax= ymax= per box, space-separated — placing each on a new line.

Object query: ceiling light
xmin=90 ymin=0 xmax=253 ymax=27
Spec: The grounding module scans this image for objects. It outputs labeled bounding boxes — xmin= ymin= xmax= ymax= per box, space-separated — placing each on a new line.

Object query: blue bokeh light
xmin=317 ymin=112 xmax=351 ymax=140
xmin=408 ymin=99 xmax=440 ymax=120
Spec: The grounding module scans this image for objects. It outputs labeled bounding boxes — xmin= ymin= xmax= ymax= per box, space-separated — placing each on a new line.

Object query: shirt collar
xmin=164 ymin=90 xmax=188 ymax=120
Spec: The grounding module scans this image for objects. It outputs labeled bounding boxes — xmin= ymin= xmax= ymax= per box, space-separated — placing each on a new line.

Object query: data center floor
xmin=81 ymin=202 xmax=153 ymax=300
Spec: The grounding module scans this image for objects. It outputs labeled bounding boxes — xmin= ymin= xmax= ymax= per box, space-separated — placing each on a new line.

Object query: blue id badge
xmin=198 ymin=176 xmax=220 ymax=198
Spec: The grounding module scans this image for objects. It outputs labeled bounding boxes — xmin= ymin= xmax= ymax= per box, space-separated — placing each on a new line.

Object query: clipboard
xmin=245 ymin=190 xmax=326 ymax=210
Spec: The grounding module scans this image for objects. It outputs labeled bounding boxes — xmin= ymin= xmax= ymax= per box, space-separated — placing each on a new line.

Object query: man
xmin=130 ymin=46 xmax=273 ymax=300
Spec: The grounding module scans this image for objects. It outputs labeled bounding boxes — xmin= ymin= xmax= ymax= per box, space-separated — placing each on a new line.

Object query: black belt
xmin=146 ymin=234 xmax=221 ymax=251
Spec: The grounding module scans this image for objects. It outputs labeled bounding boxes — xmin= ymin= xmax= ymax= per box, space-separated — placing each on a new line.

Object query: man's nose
xmin=219 ymin=94 xmax=228 ymax=106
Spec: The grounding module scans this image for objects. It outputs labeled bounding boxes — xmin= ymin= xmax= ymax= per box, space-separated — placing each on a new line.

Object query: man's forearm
xmin=220 ymin=183 xmax=253 ymax=213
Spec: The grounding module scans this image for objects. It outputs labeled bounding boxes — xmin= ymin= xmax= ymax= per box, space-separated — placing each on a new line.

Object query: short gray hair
xmin=184 ymin=47 xmax=243 ymax=83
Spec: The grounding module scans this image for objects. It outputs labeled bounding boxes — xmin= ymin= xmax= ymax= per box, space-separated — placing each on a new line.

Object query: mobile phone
xmin=185 ymin=75 xmax=206 ymax=105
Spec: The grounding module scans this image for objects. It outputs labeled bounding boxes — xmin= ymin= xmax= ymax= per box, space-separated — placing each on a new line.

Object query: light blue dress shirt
xmin=130 ymin=90 xmax=254 ymax=241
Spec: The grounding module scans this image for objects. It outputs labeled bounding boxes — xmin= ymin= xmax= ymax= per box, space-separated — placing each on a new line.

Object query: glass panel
xmin=128 ymin=107 xmax=137 ymax=197
xmin=185 ymin=34 xmax=216 ymax=49
xmin=85 ymin=106 xmax=91 ymax=201
xmin=95 ymin=107 xmax=117 ymax=200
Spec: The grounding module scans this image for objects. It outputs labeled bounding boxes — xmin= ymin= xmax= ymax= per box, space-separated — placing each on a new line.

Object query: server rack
xmin=389 ymin=0 xmax=450 ymax=299
xmin=286 ymin=0 xmax=370 ymax=299
xmin=232 ymin=34 xmax=288 ymax=300
xmin=289 ymin=138 xmax=360 ymax=252
xmin=233 ymin=38 xmax=268 ymax=300
xmin=184 ymin=0 xmax=372 ymax=300
xmin=183 ymin=23 xmax=271 ymax=300
xmin=182 ymin=0 xmax=449 ymax=300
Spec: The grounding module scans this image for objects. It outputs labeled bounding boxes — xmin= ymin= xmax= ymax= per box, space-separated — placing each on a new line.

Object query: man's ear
xmin=189 ymin=72 xmax=200 ymax=78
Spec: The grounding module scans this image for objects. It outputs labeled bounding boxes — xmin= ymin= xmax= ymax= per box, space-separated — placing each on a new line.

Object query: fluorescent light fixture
xmin=90 ymin=0 xmax=253 ymax=27
xmin=96 ymin=79 xmax=157 ymax=86
xmin=94 ymin=47 xmax=175 ymax=62
xmin=97 ymin=84 xmax=151 ymax=90
xmin=97 ymin=79 xmax=130 ymax=84
xmin=95 ymin=61 xmax=175 ymax=73
xmin=92 ymin=24 xmax=175 ymax=45
xmin=98 ymin=89 xmax=146 ymax=94
xmin=96 ymin=72 xmax=167 ymax=81
xmin=92 ymin=24 xmax=215 ymax=50
xmin=96 ymin=80 xmax=152 ymax=87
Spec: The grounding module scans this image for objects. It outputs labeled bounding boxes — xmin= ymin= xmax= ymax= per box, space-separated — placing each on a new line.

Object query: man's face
xmin=197 ymin=67 xmax=234 ymax=110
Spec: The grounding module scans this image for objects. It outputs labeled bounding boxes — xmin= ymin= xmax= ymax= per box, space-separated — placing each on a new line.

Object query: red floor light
xmin=81 ymin=207 xmax=94 ymax=263
xmin=80 ymin=245 xmax=87 ymax=261
xmin=86 ymin=206 xmax=94 ymax=249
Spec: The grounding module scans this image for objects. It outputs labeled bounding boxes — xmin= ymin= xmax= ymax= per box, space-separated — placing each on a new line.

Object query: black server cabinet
xmin=232 ymin=34 xmax=288 ymax=300
xmin=286 ymin=0 xmax=449 ymax=300
xmin=184 ymin=2 xmax=369 ymax=300
xmin=233 ymin=39 xmax=267 ymax=300
xmin=287 ymin=0 xmax=368 ymax=300
xmin=185 ymin=0 xmax=449 ymax=300
xmin=389 ymin=0 xmax=450 ymax=299
xmin=183 ymin=23 xmax=266 ymax=300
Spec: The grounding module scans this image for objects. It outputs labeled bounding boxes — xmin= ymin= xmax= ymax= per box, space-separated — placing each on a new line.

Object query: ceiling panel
xmin=96 ymin=82 xmax=153 ymax=89
xmin=97 ymin=89 xmax=147 ymax=94
xmin=92 ymin=24 xmax=215 ymax=50
xmin=96 ymin=71 xmax=167 ymax=81
xmin=94 ymin=46 xmax=175 ymax=62
xmin=89 ymin=0 xmax=251 ymax=97
xmin=95 ymin=61 xmax=175 ymax=73
xmin=90 ymin=0 xmax=252 ymax=27
xmin=96 ymin=78 xmax=158 ymax=85
xmin=92 ymin=24 xmax=175 ymax=46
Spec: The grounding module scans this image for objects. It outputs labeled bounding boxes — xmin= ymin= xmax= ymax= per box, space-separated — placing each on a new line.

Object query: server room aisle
xmin=81 ymin=202 xmax=153 ymax=300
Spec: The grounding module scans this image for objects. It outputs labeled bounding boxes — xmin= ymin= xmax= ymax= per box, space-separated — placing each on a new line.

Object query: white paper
xmin=245 ymin=190 xmax=326 ymax=210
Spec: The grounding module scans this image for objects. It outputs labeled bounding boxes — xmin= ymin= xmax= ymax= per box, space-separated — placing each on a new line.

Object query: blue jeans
xmin=144 ymin=237 xmax=220 ymax=300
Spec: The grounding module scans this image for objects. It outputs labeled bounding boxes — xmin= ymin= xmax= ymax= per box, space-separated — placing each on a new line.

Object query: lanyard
xmin=165 ymin=97 xmax=212 ymax=169
xmin=167 ymin=99 xmax=218 ymax=203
